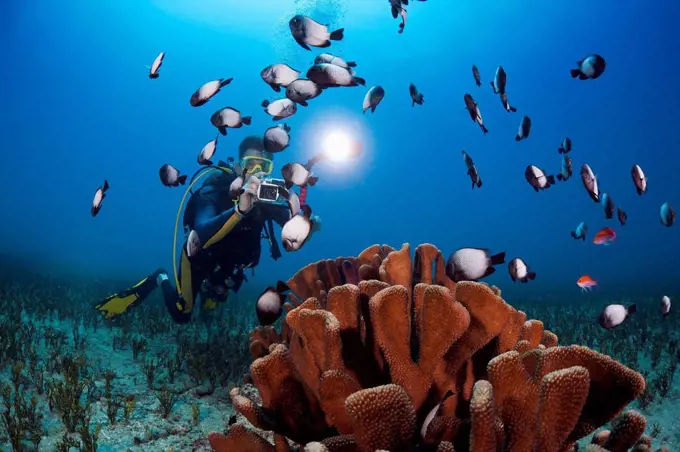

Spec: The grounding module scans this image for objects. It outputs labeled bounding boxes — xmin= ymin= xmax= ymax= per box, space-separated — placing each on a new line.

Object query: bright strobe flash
xmin=322 ymin=131 xmax=353 ymax=162
xmin=321 ymin=130 xmax=363 ymax=164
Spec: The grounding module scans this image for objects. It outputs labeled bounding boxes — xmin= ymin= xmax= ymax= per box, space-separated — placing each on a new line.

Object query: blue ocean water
xmin=1 ymin=0 xmax=679 ymax=305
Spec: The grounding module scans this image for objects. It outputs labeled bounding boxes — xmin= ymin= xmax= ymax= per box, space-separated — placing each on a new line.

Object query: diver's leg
xmin=155 ymin=248 xmax=204 ymax=324
xmin=93 ymin=268 xmax=167 ymax=319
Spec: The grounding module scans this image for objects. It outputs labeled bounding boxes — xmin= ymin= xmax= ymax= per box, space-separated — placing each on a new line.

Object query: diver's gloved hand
xmin=236 ymin=174 xmax=263 ymax=215
xmin=155 ymin=270 xmax=169 ymax=287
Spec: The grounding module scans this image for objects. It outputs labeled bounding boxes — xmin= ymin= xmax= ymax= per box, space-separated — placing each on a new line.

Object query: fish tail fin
xmin=509 ymin=105 xmax=517 ymax=112
xmin=636 ymin=187 xmax=642 ymax=195
xmin=284 ymin=124 xmax=291 ymax=133
xmin=329 ymin=28 xmax=344 ymax=41
xmin=347 ymin=61 xmax=357 ymax=67
xmin=570 ymin=231 xmax=576 ymax=239
xmin=558 ymin=147 xmax=564 ymax=154
xmin=546 ymin=175 xmax=556 ymax=185
xmin=489 ymin=252 xmax=505 ymax=266
xmin=308 ymin=176 xmax=319 ymax=186
xmin=220 ymin=78 xmax=234 ymax=87
xmin=353 ymin=76 xmax=366 ymax=86
xmin=242 ymin=116 xmax=252 ymax=125
xmin=477 ymin=179 xmax=482 ymax=188
xmin=301 ymin=204 xmax=312 ymax=218
xmin=515 ymin=135 xmax=521 ymax=141
xmin=218 ymin=126 xmax=227 ymax=136
xmin=570 ymin=69 xmax=581 ymax=78
xmin=627 ymin=304 xmax=637 ymax=315
xmin=276 ymin=280 xmax=291 ymax=293
xmin=582 ymin=235 xmax=586 ymax=241
xmin=481 ymin=124 xmax=488 ymax=134
xmin=177 ymin=175 xmax=188 ymax=185
xmin=103 ymin=179 xmax=110 ymax=192
xmin=557 ymin=174 xmax=564 ymax=181
xmin=412 ymin=99 xmax=415 ymax=107
xmin=261 ymin=100 xmax=270 ymax=108
xmin=205 ymin=159 xmax=213 ymax=166
xmin=527 ymin=272 xmax=536 ymax=281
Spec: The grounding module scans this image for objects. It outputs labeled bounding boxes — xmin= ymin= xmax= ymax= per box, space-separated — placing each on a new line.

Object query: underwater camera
xmin=257 ymin=178 xmax=287 ymax=203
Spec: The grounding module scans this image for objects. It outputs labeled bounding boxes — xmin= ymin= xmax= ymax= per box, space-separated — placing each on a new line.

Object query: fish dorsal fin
xmin=276 ymin=281 xmax=290 ymax=293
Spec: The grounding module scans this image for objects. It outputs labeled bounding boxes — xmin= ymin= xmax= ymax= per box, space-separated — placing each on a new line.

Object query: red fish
xmin=593 ymin=227 xmax=616 ymax=245
xmin=577 ymin=275 xmax=597 ymax=292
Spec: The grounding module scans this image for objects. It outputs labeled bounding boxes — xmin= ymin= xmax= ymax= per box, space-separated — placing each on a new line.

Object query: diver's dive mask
xmin=241 ymin=156 xmax=273 ymax=177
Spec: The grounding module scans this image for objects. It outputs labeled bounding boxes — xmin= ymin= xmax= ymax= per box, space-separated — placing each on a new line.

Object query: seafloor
xmin=0 ymin=245 xmax=678 ymax=451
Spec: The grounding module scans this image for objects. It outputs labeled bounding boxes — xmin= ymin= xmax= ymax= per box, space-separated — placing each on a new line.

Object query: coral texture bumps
xmin=209 ymin=243 xmax=649 ymax=452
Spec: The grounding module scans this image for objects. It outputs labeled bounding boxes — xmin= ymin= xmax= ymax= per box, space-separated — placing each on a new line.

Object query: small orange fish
xmin=577 ymin=275 xmax=597 ymax=292
xmin=593 ymin=227 xmax=616 ymax=245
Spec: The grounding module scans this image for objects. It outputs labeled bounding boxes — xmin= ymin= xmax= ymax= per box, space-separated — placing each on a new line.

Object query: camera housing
xmin=257 ymin=178 xmax=286 ymax=203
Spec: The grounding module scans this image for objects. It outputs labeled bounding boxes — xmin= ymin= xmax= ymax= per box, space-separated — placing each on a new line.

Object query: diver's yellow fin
xmin=94 ymin=275 xmax=155 ymax=319
xmin=94 ymin=292 xmax=140 ymax=319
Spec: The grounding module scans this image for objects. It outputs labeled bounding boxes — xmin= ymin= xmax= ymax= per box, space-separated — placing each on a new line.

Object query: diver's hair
xmin=238 ymin=136 xmax=266 ymax=159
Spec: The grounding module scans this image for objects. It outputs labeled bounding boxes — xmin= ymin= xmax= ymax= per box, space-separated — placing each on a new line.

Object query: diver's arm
xmin=194 ymin=205 xmax=243 ymax=249
xmin=192 ymin=176 xmax=262 ymax=248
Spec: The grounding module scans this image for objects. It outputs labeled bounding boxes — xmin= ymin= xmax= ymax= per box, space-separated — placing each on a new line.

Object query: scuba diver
xmin=94 ymin=136 xmax=303 ymax=323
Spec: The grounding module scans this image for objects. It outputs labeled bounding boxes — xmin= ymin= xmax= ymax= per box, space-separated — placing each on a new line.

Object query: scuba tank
xmin=182 ymin=160 xmax=236 ymax=233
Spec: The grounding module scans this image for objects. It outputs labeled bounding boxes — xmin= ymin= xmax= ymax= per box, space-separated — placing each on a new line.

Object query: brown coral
xmin=209 ymin=243 xmax=647 ymax=452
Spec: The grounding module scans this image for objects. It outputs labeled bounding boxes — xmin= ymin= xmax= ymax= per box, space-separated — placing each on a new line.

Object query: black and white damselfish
xmin=289 ymin=15 xmax=344 ymax=50
xmin=91 ymin=180 xmax=110 ymax=217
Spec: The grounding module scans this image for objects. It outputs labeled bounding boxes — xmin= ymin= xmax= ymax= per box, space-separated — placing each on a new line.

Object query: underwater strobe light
xmin=321 ymin=129 xmax=363 ymax=164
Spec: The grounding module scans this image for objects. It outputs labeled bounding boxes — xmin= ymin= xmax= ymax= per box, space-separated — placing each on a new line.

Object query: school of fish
xmin=90 ymin=1 xmax=675 ymax=330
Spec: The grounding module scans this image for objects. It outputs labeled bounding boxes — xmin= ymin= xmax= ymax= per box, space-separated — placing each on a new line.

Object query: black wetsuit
xmin=166 ymin=168 xmax=290 ymax=322
xmin=97 ymin=166 xmax=291 ymax=324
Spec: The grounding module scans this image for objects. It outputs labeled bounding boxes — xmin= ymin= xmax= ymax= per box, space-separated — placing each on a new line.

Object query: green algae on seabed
xmin=1 ymin=267 xmax=679 ymax=450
